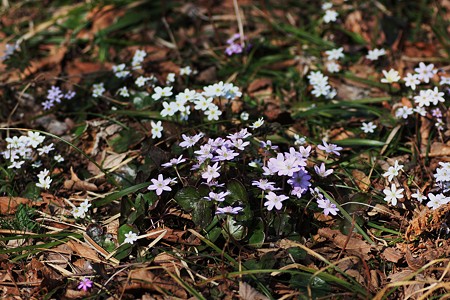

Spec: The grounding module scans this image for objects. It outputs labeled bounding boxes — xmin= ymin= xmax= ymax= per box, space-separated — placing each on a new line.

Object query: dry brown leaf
xmin=64 ymin=167 xmax=98 ymax=191
xmin=66 ymin=240 xmax=101 ymax=262
xmin=239 ymin=282 xmax=269 ymax=300
xmin=352 ymin=169 xmax=371 ymax=192
xmin=405 ymin=203 xmax=450 ymax=240
xmin=102 ymin=152 xmax=127 ymax=170
xmin=382 ymin=247 xmax=403 ymax=263
xmin=429 ymin=142 xmax=450 ymax=157
xmin=0 ymin=196 xmax=42 ymax=215
xmin=318 ymin=228 xmax=372 ymax=260
xmin=145 ymin=227 xmax=201 ymax=246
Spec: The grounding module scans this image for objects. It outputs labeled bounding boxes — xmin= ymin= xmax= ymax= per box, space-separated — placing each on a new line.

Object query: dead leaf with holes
xmin=64 ymin=167 xmax=98 ymax=191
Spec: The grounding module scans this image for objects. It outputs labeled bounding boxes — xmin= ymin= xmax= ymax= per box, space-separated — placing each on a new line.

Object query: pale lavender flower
xmin=216 ymin=206 xmax=243 ymax=215
xmin=317 ymin=198 xmax=339 ymax=216
xmin=317 ymin=140 xmax=343 ymax=156
xmin=148 ymin=174 xmax=172 ymax=195
xmin=314 ymin=163 xmax=333 ymax=178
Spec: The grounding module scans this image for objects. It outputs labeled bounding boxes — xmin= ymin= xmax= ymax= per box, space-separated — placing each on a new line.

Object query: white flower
xmin=8 ymin=160 xmax=24 ymax=169
xmin=264 ymin=192 xmax=289 ymax=211
xmin=326 ymin=61 xmax=341 ymax=73
xmin=160 ymin=101 xmax=178 ymax=117
xmin=72 ymin=207 xmax=86 ymax=219
xmin=92 ymin=83 xmax=105 ymax=98
xmin=323 ymin=10 xmax=338 ymax=23
xmin=381 ymin=69 xmax=400 ymax=83
xmin=249 ymin=117 xmax=264 ymax=129
xmin=383 ymin=184 xmax=404 ymax=206
xmin=135 ymin=76 xmax=149 ymax=87
xmin=322 ymin=2 xmax=332 ymax=10
xmin=366 ymin=48 xmax=386 ymax=61
xmin=151 ymin=120 xmax=163 ymax=139
xmin=118 ymin=86 xmax=129 ymax=97
xmin=204 ymin=106 xmax=222 ymax=121
xmin=203 ymin=81 xmax=225 ymax=98
xmin=180 ymin=66 xmax=192 ymax=76
xmin=395 ymin=106 xmax=413 ymax=119
xmin=325 ymin=47 xmax=344 ymax=61
xmin=27 ymin=131 xmax=45 ymax=148
xmin=152 ymin=86 xmax=173 ymax=100
xmin=414 ymin=89 xmax=432 ymax=107
xmin=403 ymin=73 xmax=420 ymax=90
xmin=414 ymin=62 xmax=436 ymax=83
xmin=311 ymin=84 xmax=331 ymax=97
xmin=166 ymin=73 xmax=176 ymax=84
xmin=36 ymin=176 xmax=52 ymax=189
xmin=54 ymin=154 xmax=64 ymax=162
xmin=361 ymin=122 xmax=376 ymax=133
xmin=411 ymin=190 xmax=427 ymax=203
xmin=427 ymin=193 xmax=449 ymax=210
xmin=124 ymin=231 xmax=138 ymax=244
xmin=79 ymin=199 xmax=91 ymax=213
xmin=37 ymin=143 xmax=54 ymax=155
xmin=112 ymin=63 xmax=129 ymax=78
xmin=439 ymin=76 xmax=450 ymax=85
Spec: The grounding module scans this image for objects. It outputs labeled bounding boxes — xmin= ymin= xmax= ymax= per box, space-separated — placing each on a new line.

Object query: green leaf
xmin=174 ymin=186 xmax=201 ymax=212
xmin=227 ymin=179 xmax=248 ymax=203
xmin=333 ymin=138 xmax=386 ymax=147
xmin=222 ymin=216 xmax=246 ymax=240
xmin=248 ymin=218 xmax=265 ymax=248
xmin=191 ymin=199 xmax=214 ymax=229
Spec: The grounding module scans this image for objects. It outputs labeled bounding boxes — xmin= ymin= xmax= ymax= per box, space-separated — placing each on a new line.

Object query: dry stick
xmin=161 ymin=16 xmax=182 ymax=64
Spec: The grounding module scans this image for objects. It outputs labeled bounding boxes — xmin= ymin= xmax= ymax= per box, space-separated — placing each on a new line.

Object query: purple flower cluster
xmin=42 ymin=86 xmax=76 ymax=110
xmin=225 ymin=33 xmax=244 ymax=56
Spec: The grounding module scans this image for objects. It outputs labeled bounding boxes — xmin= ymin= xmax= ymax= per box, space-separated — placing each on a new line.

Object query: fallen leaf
xmin=429 ymin=142 xmax=450 ymax=157
xmin=64 ymin=167 xmax=99 ymax=191
xmin=102 ymin=152 xmax=127 ymax=170
xmin=318 ymin=228 xmax=372 ymax=260
xmin=352 ymin=170 xmax=371 ymax=192
xmin=66 ymin=240 xmax=101 ymax=262
xmin=0 ymin=197 xmax=41 ymax=215
xmin=382 ymin=247 xmax=403 ymax=263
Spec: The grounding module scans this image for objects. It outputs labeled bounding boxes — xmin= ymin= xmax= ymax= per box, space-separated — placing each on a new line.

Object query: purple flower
xmin=287 ymin=169 xmax=311 ymax=189
xmin=78 ymin=277 xmax=93 ymax=291
xmin=225 ymin=43 xmax=243 ymax=56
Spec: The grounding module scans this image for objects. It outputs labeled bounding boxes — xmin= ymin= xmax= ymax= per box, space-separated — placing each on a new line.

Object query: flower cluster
xmin=41 ymin=86 xmax=76 ymax=110
xmin=72 ymin=199 xmax=92 ymax=219
xmin=307 ymin=70 xmax=336 ymax=99
xmin=225 ymin=33 xmax=245 ymax=56
xmin=322 ymin=3 xmax=338 ymax=23
xmin=325 ymin=47 xmax=344 ymax=73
